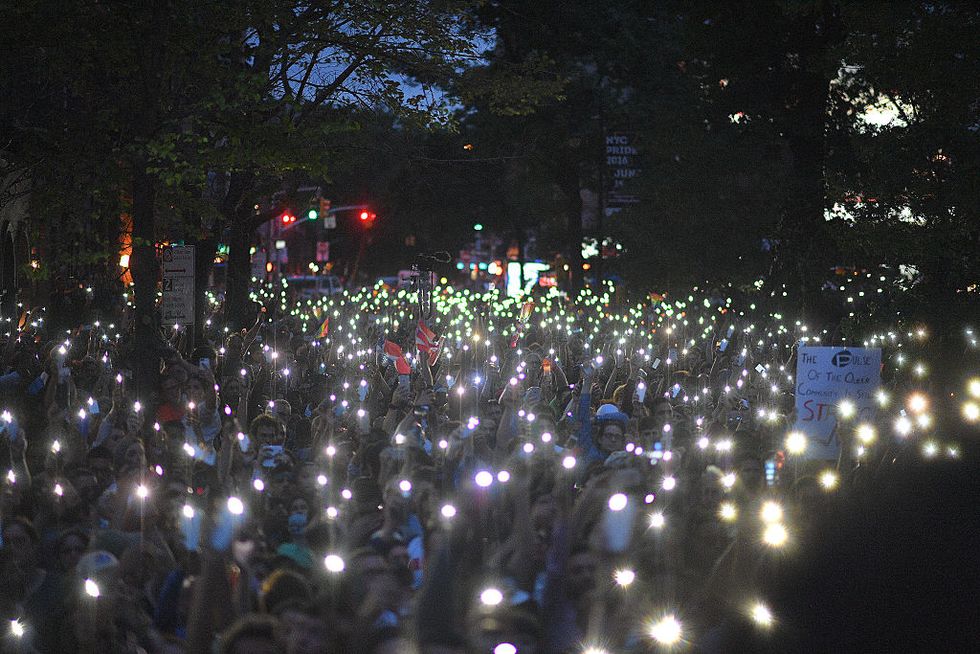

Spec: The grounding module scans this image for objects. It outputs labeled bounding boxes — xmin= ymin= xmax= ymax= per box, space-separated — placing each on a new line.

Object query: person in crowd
xmin=0 ymin=280 xmax=973 ymax=653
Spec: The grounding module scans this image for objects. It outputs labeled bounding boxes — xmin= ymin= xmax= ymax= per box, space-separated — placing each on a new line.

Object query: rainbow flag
xmin=317 ymin=317 xmax=330 ymax=338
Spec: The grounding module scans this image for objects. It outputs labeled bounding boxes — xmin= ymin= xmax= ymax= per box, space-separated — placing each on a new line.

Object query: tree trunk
xmin=192 ymin=235 xmax=217 ymax=351
xmin=130 ymin=166 xmax=160 ymax=400
xmin=560 ymin=174 xmax=584 ymax=293
xmin=224 ymin=209 xmax=254 ymax=330
xmin=220 ymin=171 xmax=257 ymax=331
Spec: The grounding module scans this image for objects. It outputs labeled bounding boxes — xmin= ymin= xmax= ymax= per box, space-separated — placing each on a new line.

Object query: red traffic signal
xmin=280 ymin=212 xmax=296 ymax=224
xmin=359 ymin=210 xmax=377 ymax=227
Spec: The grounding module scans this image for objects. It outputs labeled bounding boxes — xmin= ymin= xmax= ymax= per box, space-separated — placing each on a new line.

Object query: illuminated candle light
xmin=649 ymin=615 xmax=682 ymax=645
xmin=719 ymin=501 xmax=737 ymax=522
xmin=324 ymin=554 xmax=345 ymax=573
xmin=480 ymin=587 xmax=504 ymax=606
xmin=816 ymin=469 xmax=838 ymax=490
xmin=856 ymin=424 xmax=876 ymax=444
xmin=84 ymin=578 xmax=101 ymax=598
xmin=608 ymin=493 xmax=628 ymax=511
xmin=784 ymin=431 xmax=807 ymax=455
xmin=760 ymin=501 xmax=783 ymax=524
xmin=614 ymin=568 xmax=636 ymax=587
xmin=763 ymin=523 xmax=788 ymax=547
xmin=750 ymin=602 xmax=774 ymax=628
xmin=907 ymin=393 xmax=928 ymax=414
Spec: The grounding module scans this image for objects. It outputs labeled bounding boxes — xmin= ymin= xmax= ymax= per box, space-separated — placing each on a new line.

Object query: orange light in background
xmin=119 ymin=213 xmax=133 ymax=284
xmin=582 ymin=263 xmax=591 ymax=270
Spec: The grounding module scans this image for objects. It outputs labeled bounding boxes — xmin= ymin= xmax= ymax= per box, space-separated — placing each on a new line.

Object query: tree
xmin=824 ymin=2 xmax=980 ymax=320
xmin=2 ymin=0 xmax=552 ymax=393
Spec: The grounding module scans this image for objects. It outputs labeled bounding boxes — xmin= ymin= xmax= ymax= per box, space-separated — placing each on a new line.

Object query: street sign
xmin=316 ymin=241 xmax=330 ymax=262
xmin=605 ymin=131 xmax=641 ymax=207
xmin=162 ymin=245 xmax=195 ymax=326
xmin=161 ymin=245 xmax=194 ymax=275
xmin=323 ymin=214 xmax=337 ymax=229
xmin=793 ymin=345 xmax=881 ymax=459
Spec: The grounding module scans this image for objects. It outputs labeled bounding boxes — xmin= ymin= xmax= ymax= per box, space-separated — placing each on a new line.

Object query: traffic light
xmin=318 ymin=197 xmax=331 ymax=218
xmin=359 ymin=211 xmax=369 ymax=221
xmin=307 ymin=208 xmax=317 ymax=220
xmin=280 ymin=212 xmax=296 ymax=225
xmin=359 ymin=210 xmax=376 ymax=228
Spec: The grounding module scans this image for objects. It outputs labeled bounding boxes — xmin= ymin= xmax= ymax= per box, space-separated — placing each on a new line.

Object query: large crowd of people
xmin=0 ymin=275 xmax=977 ymax=653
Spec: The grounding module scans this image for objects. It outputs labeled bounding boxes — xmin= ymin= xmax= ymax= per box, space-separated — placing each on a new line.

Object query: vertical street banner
xmin=793 ymin=345 xmax=881 ymax=459
xmin=605 ymin=131 xmax=640 ymax=214
xmin=161 ymin=245 xmax=195 ymax=326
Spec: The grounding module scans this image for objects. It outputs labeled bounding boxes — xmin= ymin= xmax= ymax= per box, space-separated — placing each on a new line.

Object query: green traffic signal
xmin=474 ymin=223 xmax=483 ymax=231
xmin=307 ymin=209 xmax=318 ymax=220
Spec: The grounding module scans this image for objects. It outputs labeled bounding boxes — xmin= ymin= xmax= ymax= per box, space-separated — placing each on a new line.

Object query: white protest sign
xmin=793 ymin=345 xmax=881 ymax=459
xmin=162 ymin=245 xmax=195 ymax=326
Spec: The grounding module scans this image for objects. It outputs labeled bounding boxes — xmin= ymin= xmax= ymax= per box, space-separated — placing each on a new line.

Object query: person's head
xmin=597 ymin=421 xmax=626 ymax=455
xmin=279 ymin=605 xmax=330 ymax=654
xmin=57 ymin=528 xmax=90 ymax=573
xmin=114 ymin=437 xmax=145 ymax=476
xmin=226 ymin=333 xmax=244 ymax=356
xmin=74 ymin=357 xmax=101 ymax=391
xmin=3 ymin=517 xmax=39 ymax=572
xmin=595 ymin=404 xmax=628 ymax=454
xmin=638 ymin=416 xmax=658 ymax=446
xmin=250 ymin=414 xmax=284 ymax=446
xmin=738 ymin=454 xmax=765 ymax=493
xmin=12 ymin=349 xmax=38 ymax=380
xmin=286 ymin=495 xmax=310 ymax=538
xmin=272 ymin=399 xmax=291 ymax=421
xmin=260 ymin=568 xmax=312 ymax=615
xmin=219 ymin=614 xmax=280 ymax=654
xmin=160 ymin=373 xmax=182 ymax=405
xmin=125 ymin=407 xmax=143 ymax=436
xmin=192 ymin=345 xmax=217 ymax=371
xmin=532 ymin=406 xmax=557 ymax=439
xmin=86 ymin=447 xmax=115 ymax=491
xmin=185 ymin=372 xmax=210 ymax=406
xmin=221 ymin=376 xmax=245 ymax=405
